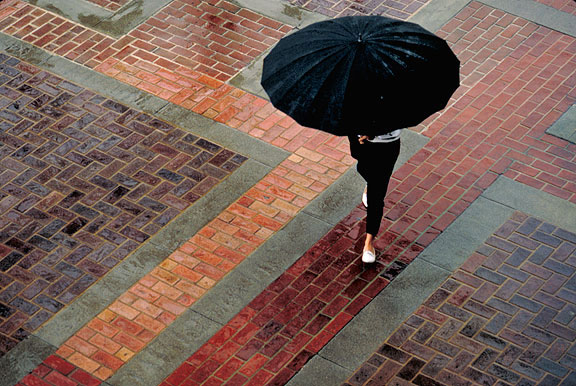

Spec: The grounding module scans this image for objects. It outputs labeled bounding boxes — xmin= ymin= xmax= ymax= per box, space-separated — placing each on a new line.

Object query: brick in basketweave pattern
xmin=287 ymin=0 xmax=430 ymax=20
xmin=159 ymin=206 xmax=427 ymax=385
xmin=0 ymin=54 xmax=247 ymax=357
xmin=0 ymin=0 xmax=292 ymax=82
xmin=345 ymin=212 xmax=576 ymax=386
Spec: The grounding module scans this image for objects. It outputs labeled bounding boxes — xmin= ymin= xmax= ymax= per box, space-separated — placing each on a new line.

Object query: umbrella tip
xmin=357 ymin=33 xmax=362 ymax=42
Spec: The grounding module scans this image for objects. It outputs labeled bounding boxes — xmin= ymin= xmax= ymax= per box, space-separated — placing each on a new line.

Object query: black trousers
xmin=348 ymin=136 xmax=401 ymax=236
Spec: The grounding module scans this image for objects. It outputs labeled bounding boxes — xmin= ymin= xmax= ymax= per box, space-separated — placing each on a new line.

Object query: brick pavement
xmin=345 ymin=212 xmax=576 ymax=386
xmin=0 ymin=0 xmax=575 ymax=385
xmin=0 ymin=52 xmax=247 ymax=356
xmin=156 ymin=2 xmax=576 ymax=385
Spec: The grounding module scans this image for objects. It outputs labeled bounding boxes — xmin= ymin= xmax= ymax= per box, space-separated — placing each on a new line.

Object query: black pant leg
xmin=350 ymin=138 xmax=401 ymax=236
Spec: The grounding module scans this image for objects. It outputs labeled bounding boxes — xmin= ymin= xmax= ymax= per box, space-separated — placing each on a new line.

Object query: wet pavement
xmin=0 ymin=0 xmax=575 ymax=385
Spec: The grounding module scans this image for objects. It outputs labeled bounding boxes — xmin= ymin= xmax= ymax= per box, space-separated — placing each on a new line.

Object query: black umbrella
xmin=261 ymin=16 xmax=460 ymax=136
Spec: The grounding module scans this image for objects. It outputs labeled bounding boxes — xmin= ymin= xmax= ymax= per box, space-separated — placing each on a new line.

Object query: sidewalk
xmin=0 ymin=0 xmax=574 ymax=385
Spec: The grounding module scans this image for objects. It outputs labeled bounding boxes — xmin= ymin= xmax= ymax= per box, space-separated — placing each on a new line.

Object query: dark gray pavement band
xmin=287 ymin=177 xmax=576 ymax=386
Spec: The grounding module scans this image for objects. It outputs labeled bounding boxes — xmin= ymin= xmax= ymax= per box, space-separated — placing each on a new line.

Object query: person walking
xmin=348 ymin=130 xmax=401 ymax=263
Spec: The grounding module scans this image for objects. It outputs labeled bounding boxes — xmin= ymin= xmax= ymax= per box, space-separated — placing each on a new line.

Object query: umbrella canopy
xmin=261 ymin=16 xmax=460 ymax=136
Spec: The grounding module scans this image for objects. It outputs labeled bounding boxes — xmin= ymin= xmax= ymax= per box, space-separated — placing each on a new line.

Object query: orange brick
xmin=118 ymin=291 xmax=138 ymax=305
xmin=87 ymin=319 xmax=119 ymax=338
xmin=175 ymin=280 xmax=206 ymax=298
xmin=249 ymin=200 xmax=280 ymax=218
xmin=253 ymin=214 xmax=283 ymax=231
xmin=132 ymin=298 xmax=163 ymax=318
xmin=115 ymin=347 xmax=135 ymax=362
xmin=151 ymin=267 xmax=180 ymax=285
xmin=177 ymin=242 xmax=197 ymax=255
xmin=114 ymin=332 xmax=146 ymax=352
xmin=271 ymin=199 xmax=299 ymax=216
xmin=190 ymin=234 xmax=220 ymax=252
xmin=214 ymin=246 xmax=245 ymax=264
xmin=151 ymin=280 xmax=183 ymax=300
xmin=194 ymin=263 xmax=225 ymax=280
xmin=109 ymin=301 xmax=140 ymax=320
xmin=89 ymin=334 xmax=121 ymax=355
xmin=129 ymin=283 xmax=161 ymax=302
xmin=111 ymin=316 xmax=145 ymax=336
xmin=169 ymin=251 xmax=200 ymax=269
xmin=93 ymin=350 xmax=124 ymax=371
xmin=211 ymin=231 xmax=242 ymax=249
xmin=193 ymin=248 xmax=224 ymax=266
xmin=155 ymin=295 xmax=187 ymax=315
xmin=177 ymin=293 xmax=196 ymax=307
xmin=212 ymin=218 xmax=241 ymax=235
xmin=67 ymin=352 xmax=100 ymax=373
xmin=228 ymin=202 xmax=257 ymax=218
xmin=65 ymin=336 xmax=98 ymax=357
xmin=76 ymin=326 xmax=97 ymax=341
xmin=55 ymin=345 xmax=75 ymax=359
xmin=230 ymin=216 xmax=261 ymax=233
xmin=136 ymin=313 xmax=168 ymax=334
xmin=172 ymin=264 xmax=204 ymax=282
xmin=138 ymin=274 xmax=158 ymax=288
xmin=93 ymin=366 xmax=114 ymax=381
xmin=198 ymin=276 xmax=216 ymax=289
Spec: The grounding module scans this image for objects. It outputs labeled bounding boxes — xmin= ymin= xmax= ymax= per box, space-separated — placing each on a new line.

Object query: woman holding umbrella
xmin=261 ymin=16 xmax=460 ymax=264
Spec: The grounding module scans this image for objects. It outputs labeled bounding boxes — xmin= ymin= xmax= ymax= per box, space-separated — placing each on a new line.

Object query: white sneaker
xmin=362 ymin=186 xmax=368 ymax=208
xmin=362 ymin=249 xmax=376 ymax=263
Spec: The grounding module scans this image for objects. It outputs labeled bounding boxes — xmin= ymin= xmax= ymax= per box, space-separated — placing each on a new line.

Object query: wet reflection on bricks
xmin=0 ymin=53 xmax=247 ymax=356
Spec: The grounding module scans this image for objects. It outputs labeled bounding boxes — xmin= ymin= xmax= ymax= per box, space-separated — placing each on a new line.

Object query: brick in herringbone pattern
xmin=345 ymin=212 xmax=576 ymax=385
xmin=0 ymin=53 xmax=247 ymax=356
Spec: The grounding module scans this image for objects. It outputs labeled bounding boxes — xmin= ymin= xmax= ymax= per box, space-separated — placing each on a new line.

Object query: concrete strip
xmin=483 ymin=176 xmax=576 ymax=231
xmin=419 ymin=196 xmax=515 ymax=271
xmin=479 ymin=0 xmax=576 ymax=37
xmin=0 ymin=336 xmax=56 ymax=386
xmin=288 ymin=176 xmax=576 ymax=385
xmin=546 ymin=104 xmax=576 ymax=144
xmin=409 ymin=0 xmax=470 ymax=32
